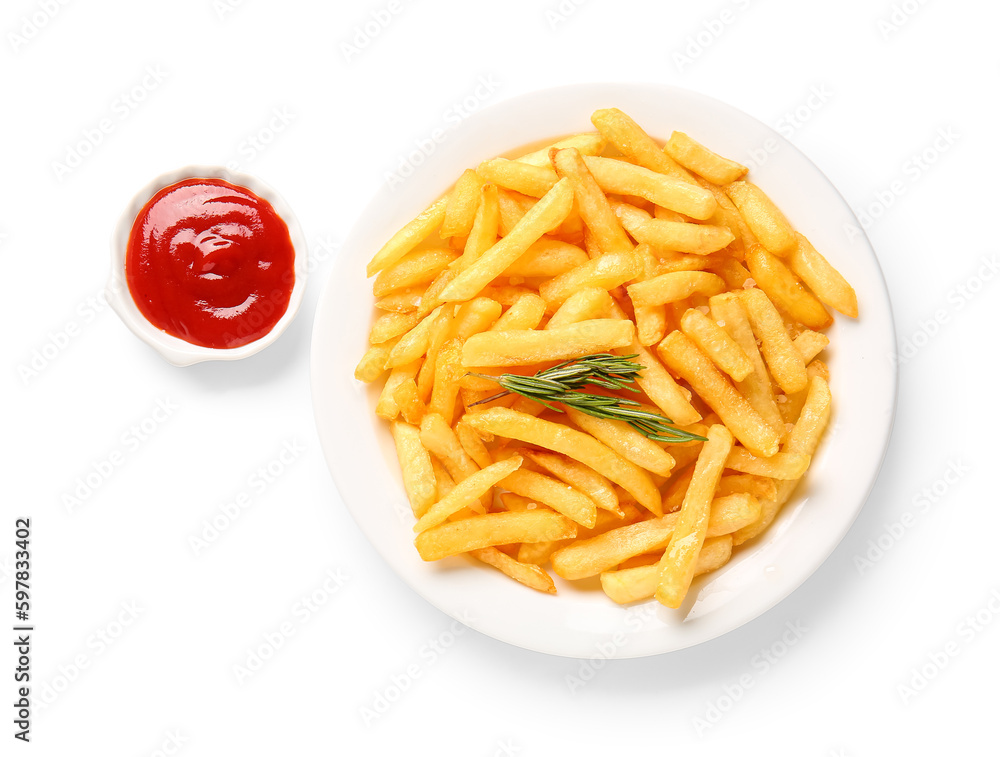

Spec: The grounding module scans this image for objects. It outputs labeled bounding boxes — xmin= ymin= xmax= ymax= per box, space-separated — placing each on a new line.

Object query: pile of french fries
xmin=356 ymin=107 xmax=858 ymax=609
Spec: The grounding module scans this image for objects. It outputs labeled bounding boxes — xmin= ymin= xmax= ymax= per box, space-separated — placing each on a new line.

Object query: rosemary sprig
xmin=468 ymin=354 xmax=707 ymax=444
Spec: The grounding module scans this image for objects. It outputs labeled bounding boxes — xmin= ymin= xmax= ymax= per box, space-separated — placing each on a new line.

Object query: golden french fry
xmin=373 ymin=248 xmax=459 ymax=297
xmin=628 ymin=271 xmax=726 ymax=308
xmin=415 ymin=510 xmax=578 ymax=561
xmin=726 ymin=181 xmax=796 ymax=256
xmin=414 ymin=456 xmax=523 ymax=532
xmin=545 ymin=288 xmax=614 ymax=329
xmin=550 ymin=147 xmax=634 ymax=256
xmin=463 ymin=408 xmax=662 ymax=516
xmin=708 ymin=293 xmax=785 ymax=439
xmin=377 ymin=360 xmax=422 ymax=420
xmin=664 ymin=131 xmax=748 ymax=185
xmin=733 ymin=376 xmax=831 ymax=545
xmin=746 ymin=245 xmax=832 ymax=330
xmin=563 ymin=406 xmax=675 ymax=478
xmin=794 ymin=329 xmax=830 ymax=363
xmin=726 ymin=448 xmax=809 ymax=479
xmin=355 ymin=342 xmax=393 ymax=383
xmin=582 ymin=155 xmax=717 ymax=220
xmin=539 ymin=250 xmax=643 ymax=307
xmin=489 ymin=294 xmax=546 ymax=332
xmin=501 ymin=469 xmax=598 ymax=528
xmin=551 ymin=513 xmax=679 ymax=580
xmin=456 ymin=183 xmax=500 ymax=271
xmin=440 ymin=179 xmax=574 ymax=303
xmin=392 ymin=378 xmax=427 ymax=426
xmin=740 ymin=288 xmax=809 ymax=394
xmin=391 ymin=420 xmax=437 ymax=517
xmin=590 ymin=108 xmax=693 ymax=182
xmin=386 ymin=305 xmax=444 ymax=369
xmin=502 ymin=239 xmax=589 ymax=278
xmin=655 ymin=425 xmax=733 ymax=608
xmin=367 ymin=197 xmax=448 ymax=277
xmin=452 ymin=297 xmax=503 ymax=340
xmin=787 ymin=233 xmax=859 ymax=318
xmin=657 ymin=332 xmax=780 ymax=458
xmin=717 ymin=473 xmax=777 ymax=501
xmin=375 ymin=287 xmax=425 ymax=313
xmin=522 ymin=449 xmax=621 ymax=515
xmin=442 ymin=169 xmax=486 ymax=239
xmin=614 ymin=203 xmax=735 ymax=255
xmin=428 ymin=338 xmax=463 ymax=426
xmin=600 ymin=535 xmax=733 ymax=604
xmin=419 ymin=412 xmax=480 ymax=483
xmin=515 ymin=133 xmax=606 ymax=166
xmin=477 ymin=158 xmax=558 ymax=198
xmin=469 ymin=547 xmax=557 ymax=594
xmin=455 ymin=420 xmax=493 ymax=470
xmin=680 ymin=308 xmax=753 ymax=381
xmin=369 ymin=311 xmax=422 ymax=345
xmin=461 ymin=319 xmax=634 ymax=367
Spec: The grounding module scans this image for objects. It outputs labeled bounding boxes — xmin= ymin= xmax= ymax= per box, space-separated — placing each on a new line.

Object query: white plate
xmin=310 ymin=83 xmax=897 ymax=659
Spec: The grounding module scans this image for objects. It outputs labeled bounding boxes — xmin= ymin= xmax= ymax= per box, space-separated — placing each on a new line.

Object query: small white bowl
xmin=107 ymin=165 xmax=308 ymax=366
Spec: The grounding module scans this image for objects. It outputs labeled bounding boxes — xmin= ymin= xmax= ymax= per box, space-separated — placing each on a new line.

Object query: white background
xmin=2 ymin=0 xmax=997 ymax=754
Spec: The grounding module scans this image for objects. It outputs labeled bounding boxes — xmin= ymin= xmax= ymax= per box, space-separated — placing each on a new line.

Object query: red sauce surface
xmin=126 ymin=177 xmax=295 ymax=349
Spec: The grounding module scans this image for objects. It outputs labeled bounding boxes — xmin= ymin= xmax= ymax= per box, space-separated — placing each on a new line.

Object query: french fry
xmin=522 ymin=449 xmax=621 ymax=515
xmin=787 ymin=233 xmax=859 ymax=318
xmin=679 ymin=308 xmax=753 ymax=381
xmin=367 ymin=197 xmax=448 ymax=277
xmin=664 ymin=131 xmax=748 ymax=185
xmin=551 ymin=513 xmax=679 ymax=580
xmin=628 ymin=271 xmax=726 ymax=308
xmin=500 ymin=469 xmax=598 ymax=528
xmin=391 ymin=420 xmax=437 ymax=517
xmin=725 ymin=448 xmax=810 ymax=479
xmin=419 ymin=412 xmax=480 ymax=483
xmin=440 ymin=179 xmax=574 ymax=302
xmin=415 ymin=304 xmax=455 ymax=401
xmin=539 ymin=250 xmax=643 ymax=307
xmin=726 ymin=181 xmax=796 ymax=256
xmin=657 ymin=332 xmax=780 ymax=458
xmin=355 ymin=342 xmax=394 ymax=383
xmin=414 ymin=456 xmax=523 ymax=532
xmin=733 ymin=376 xmax=831 ymax=545
xmin=615 ymin=208 xmax=735 ymax=255
xmin=428 ymin=338 xmax=463 ymax=425
xmin=794 ymin=329 xmax=830 ymax=363
xmin=515 ymin=133 xmax=607 ymax=166
xmin=442 ymin=169 xmax=486 ymax=239
xmin=375 ymin=287 xmax=425 ymax=313
xmin=369 ymin=311 xmax=422 ymax=344
xmin=461 ymin=319 xmax=634 ymax=367
xmin=717 ymin=473 xmax=777 ymax=501
xmin=502 ymin=239 xmax=589 ymax=278
xmin=489 ymin=294 xmax=547 ymax=332
xmin=601 ymin=535 xmax=733 ymax=604
xmin=415 ymin=510 xmax=578 ymax=561
xmin=386 ymin=305 xmax=444 ymax=369
xmin=457 ymin=183 xmax=500 ymax=271
xmin=545 ymin=288 xmax=614 ymax=329
xmin=463 ymin=408 xmax=662 ymax=516
xmin=392 ymin=378 xmax=427 ymax=425
xmin=477 ymin=158 xmax=558 ymax=198
xmin=740 ymin=288 xmax=809 ymax=394
xmin=708 ymin=293 xmax=785 ymax=439
xmin=655 ymin=425 xmax=733 ymax=608
xmin=373 ymin=248 xmax=459 ymax=297
xmin=376 ymin=360 xmax=422 ymax=420
xmin=590 ymin=108 xmax=693 ymax=182
xmin=469 ymin=547 xmax=557 ymax=594
xmin=582 ymin=155 xmax=717 ymax=220
xmin=455 ymin=420 xmax=493 ymax=470
xmin=452 ymin=297 xmax=503 ymax=340
xmin=550 ymin=147 xmax=634 ymax=256
xmin=617 ymin=339 xmax=702 ymax=427
xmin=746 ymin=245 xmax=832 ymax=330
xmin=563 ymin=406 xmax=675 ymax=478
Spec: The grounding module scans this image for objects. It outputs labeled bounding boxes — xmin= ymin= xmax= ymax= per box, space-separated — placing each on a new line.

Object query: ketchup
xmin=126 ymin=177 xmax=295 ymax=349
